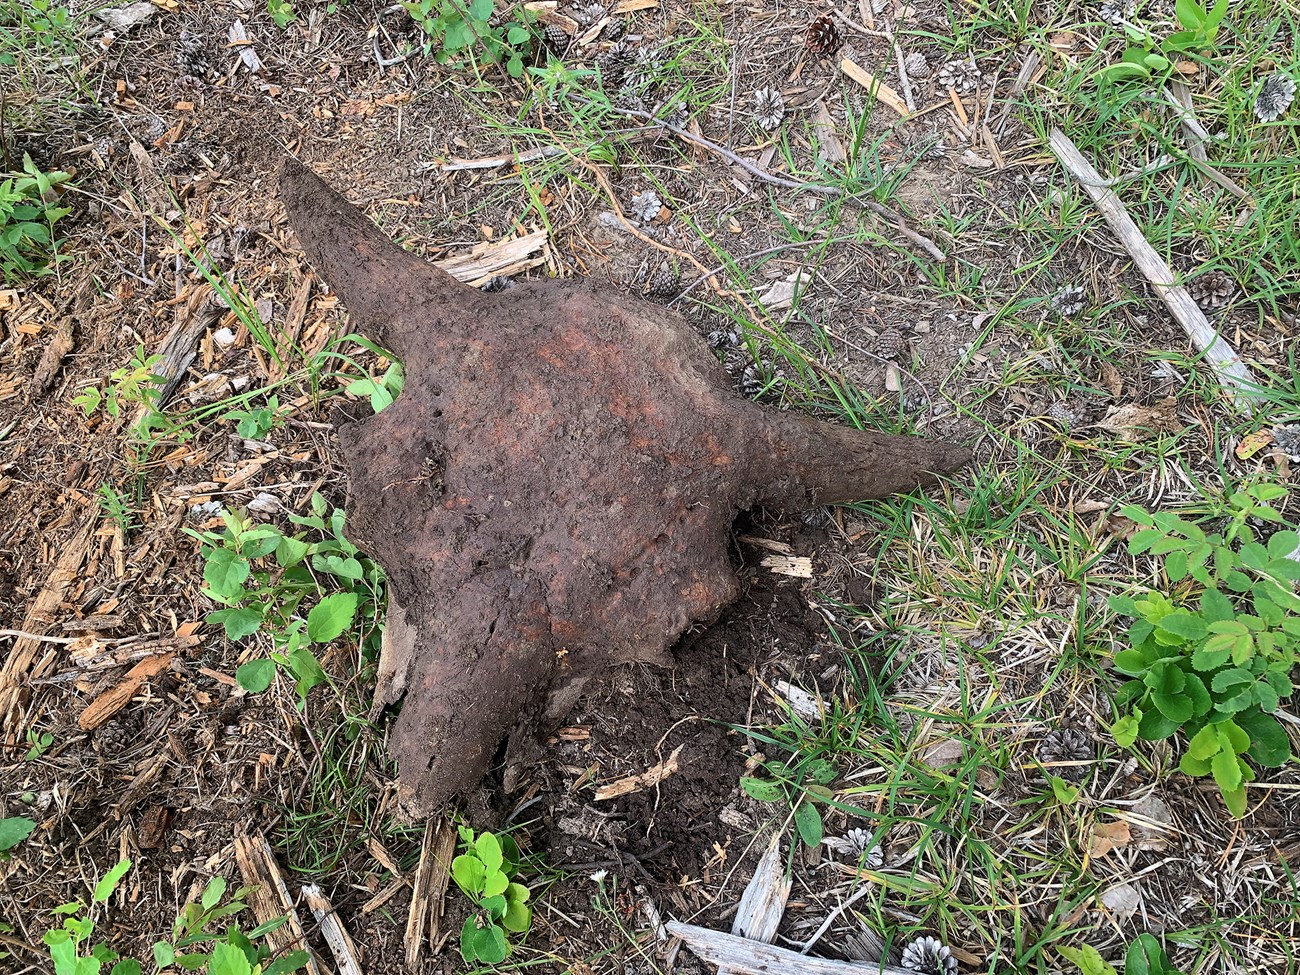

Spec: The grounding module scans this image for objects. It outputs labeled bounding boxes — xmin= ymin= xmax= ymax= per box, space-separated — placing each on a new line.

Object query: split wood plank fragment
xmin=1048 ymin=128 xmax=1261 ymax=414
xmin=234 ymin=831 xmax=326 ymax=975
xmin=594 ymin=744 xmax=684 ymax=800
xmin=839 ymin=58 xmax=911 ymax=118
xmin=404 ymin=817 xmax=457 ymax=969
xmin=669 ymin=920 xmax=914 ymax=975
xmin=78 ymin=651 xmax=175 ymax=730
xmin=302 ymin=884 xmax=364 ymax=975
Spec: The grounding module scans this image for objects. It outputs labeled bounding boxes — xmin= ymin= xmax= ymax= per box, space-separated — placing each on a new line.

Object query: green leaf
xmin=805 ymin=757 xmax=837 ymax=785
xmin=502 ymin=897 xmax=531 ymax=933
xmin=1111 ymin=714 xmax=1140 ymax=747
xmin=483 ymin=870 xmax=509 ymax=897
xmin=153 ymin=942 xmax=174 ymax=968
xmin=209 ymin=607 xmax=263 ymax=640
xmin=201 ymin=876 xmax=227 ymax=910
xmin=793 ymin=799 xmax=822 ymax=847
xmin=459 ymin=917 xmax=480 ymax=963
xmin=110 ymin=960 xmax=142 ymax=975
xmin=263 ymin=951 xmax=311 ymax=975
xmin=505 ymin=881 xmax=530 ymax=905
xmin=481 ymin=894 xmax=507 ymax=920
xmin=209 ymin=941 xmax=253 ymax=975
xmin=1113 ymin=650 xmax=1148 ymax=675
xmin=475 ymin=832 xmax=503 ymax=874
xmin=1165 ymin=550 xmax=1188 ymax=581
xmin=1155 ymin=611 xmax=1207 ymax=641
xmin=1124 ymin=934 xmax=1168 ymax=975
xmin=94 ymin=860 xmax=132 ymax=903
xmin=1237 ymin=710 xmax=1291 ymax=767
xmin=275 ymin=535 xmax=311 ymax=567
xmin=1211 ymin=668 xmax=1254 ymax=692
xmin=507 ymin=25 xmax=529 ymax=43
xmin=1179 ymin=752 xmax=1211 ymax=776
xmin=1059 ymin=943 xmax=1119 ymax=975
xmin=1050 ymin=775 xmax=1080 ymax=805
xmin=1183 ymin=673 xmax=1212 ymax=716
xmin=306 ymin=592 xmax=358 ymax=643
xmin=1221 ymin=781 xmax=1247 ymax=818
xmin=740 ymin=777 xmax=784 ymax=802
xmin=1187 ymin=725 xmax=1221 ymax=760
xmin=473 ymin=923 xmax=509 ymax=964
xmin=468 ymin=0 xmax=494 ymax=19
xmin=1199 ymin=588 xmax=1234 ymax=622
xmin=235 ymin=659 xmax=276 ymax=694
xmin=506 ymin=53 xmax=524 ymax=77
xmin=452 ymin=854 xmax=486 ymax=897
xmin=1210 ymin=748 xmax=1243 ymax=792
xmin=204 ymin=549 xmax=251 ymax=598
xmin=0 ymin=816 xmax=36 ymax=852
xmin=1137 ymin=707 xmax=1180 ymax=741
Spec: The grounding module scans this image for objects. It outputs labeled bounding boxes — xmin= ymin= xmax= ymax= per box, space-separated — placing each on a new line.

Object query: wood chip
xmin=303 ymin=884 xmax=364 ymax=975
xmin=228 ymin=20 xmax=263 ymax=73
xmin=432 ymin=229 xmax=549 ymax=286
xmin=78 ymin=651 xmax=175 ymax=730
xmin=760 ymin=554 xmax=813 ymax=578
xmin=0 ymin=520 xmax=95 ymax=737
xmin=234 ymin=832 xmax=325 ymax=975
xmin=594 ymin=745 xmax=683 ymax=799
xmin=839 ymin=58 xmax=910 ymax=117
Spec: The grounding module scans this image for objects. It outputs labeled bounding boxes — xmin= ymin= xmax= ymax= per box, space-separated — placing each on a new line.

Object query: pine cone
xmin=740 ymin=359 xmax=783 ymax=397
xmin=645 ymin=262 xmax=680 ymax=297
xmin=1255 ymin=72 xmax=1296 ymax=122
xmin=900 ymin=935 xmax=958 ymax=975
xmin=903 ymin=51 xmax=930 ymax=77
xmin=571 ymin=2 xmax=606 ymax=26
xmin=753 ymin=87 xmax=785 ymax=131
xmin=707 ymin=328 xmax=741 ymax=350
xmin=805 ymin=15 xmax=841 ymax=57
xmin=1186 ymin=269 xmax=1237 ymax=311
xmin=1037 ymin=727 xmax=1093 ymax=780
xmin=629 ymin=189 xmax=662 ymax=222
xmin=543 ymin=22 xmax=570 ymax=50
xmin=936 ymin=58 xmax=982 ymax=94
xmin=604 ymin=17 xmax=625 ymax=40
xmin=1045 ymin=400 xmax=1083 ymax=430
xmin=176 ymin=28 xmax=213 ymax=78
xmin=1050 ymin=284 xmax=1088 ymax=318
xmin=480 ymin=275 xmax=513 ymax=293
xmin=1273 ymin=424 xmax=1300 ymax=461
xmin=627 ymin=45 xmax=663 ymax=88
xmin=1098 ymin=0 xmax=1137 ymax=24
xmin=872 ymin=327 xmax=905 ymax=362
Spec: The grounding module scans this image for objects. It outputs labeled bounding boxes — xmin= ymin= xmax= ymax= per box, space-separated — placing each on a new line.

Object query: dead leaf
xmin=1236 ymin=430 xmax=1273 ymax=459
xmin=1100 ymin=881 xmax=1141 ymax=921
xmin=811 ymin=100 xmax=845 ymax=164
xmin=1093 ymin=398 xmax=1179 ymax=439
xmin=1088 ymin=818 xmax=1131 ymax=858
xmin=1100 ymin=361 xmax=1123 ymax=398
xmin=758 ymin=270 xmax=813 ymax=312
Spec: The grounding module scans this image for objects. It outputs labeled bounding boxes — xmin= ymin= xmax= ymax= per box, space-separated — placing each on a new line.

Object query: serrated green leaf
xmin=306 ymin=592 xmax=358 ymax=643
xmin=209 ymin=607 xmax=263 ymax=640
xmin=204 ymin=549 xmax=250 ymax=598
xmin=1237 ymin=710 xmax=1291 ymax=766
xmin=1210 ymin=748 xmax=1243 ymax=791
xmin=235 ymin=659 xmax=276 ymax=694
xmin=1059 ymin=943 xmax=1118 ymax=975
xmin=1211 ymin=668 xmax=1254 ymax=692
xmin=1113 ymin=649 xmax=1148 ymax=675
xmin=1179 ymin=752 xmax=1211 ymax=776
xmin=0 ymin=816 xmax=36 ymax=852
xmin=1156 ymin=611 xmax=1207 ymax=640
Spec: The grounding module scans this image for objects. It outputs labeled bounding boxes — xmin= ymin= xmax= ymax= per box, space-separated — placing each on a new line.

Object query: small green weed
xmin=1061 ymin=933 xmax=1186 ymax=975
xmin=403 ymin=0 xmax=536 ymax=78
xmin=740 ymin=752 xmax=837 ymax=848
xmin=97 ymin=482 xmax=139 ymax=536
xmin=451 ymin=827 xmax=532 ymax=965
xmin=1095 ymin=0 xmax=1231 ymax=84
xmin=1108 ymin=483 xmax=1297 ymax=815
xmin=225 ymin=395 xmax=286 ymax=440
xmin=25 ymin=727 xmax=54 ymax=760
xmin=186 ymin=493 xmax=385 ymax=702
xmin=43 ymin=862 xmax=309 ymax=975
xmin=266 ymin=0 xmax=295 ymax=28
xmin=0 ymin=0 xmax=80 ymax=61
xmin=72 ymin=347 xmax=166 ymax=426
xmin=0 ymin=153 xmax=72 ymax=280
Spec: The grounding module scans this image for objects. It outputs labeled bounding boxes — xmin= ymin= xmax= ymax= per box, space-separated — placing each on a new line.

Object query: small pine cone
xmin=1050 ymin=284 xmax=1088 ymax=318
xmin=604 ymin=16 xmax=625 ymax=39
xmin=1098 ymin=0 xmax=1137 ymax=24
xmin=571 ymin=1 xmax=606 ymax=26
xmin=629 ymin=189 xmax=662 ymax=222
xmin=1255 ymin=72 xmax=1296 ymax=122
xmin=740 ymin=359 xmax=783 ymax=397
xmin=176 ymin=28 xmax=212 ymax=78
xmin=805 ymin=14 xmax=841 ymax=56
xmin=1273 ymin=424 xmax=1300 ymax=461
xmin=800 ymin=507 xmax=831 ymax=528
xmin=753 ymin=87 xmax=785 ymax=131
xmin=936 ymin=57 xmax=982 ymax=94
xmin=1045 ymin=400 xmax=1083 ymax=430
xmin=707 ymin=328 xmax=741 ymax=350
xmin=646 ymin=262 xmax=680 ymax=297
xmin=872 ymin=327 xmax=905 ymax=362
xmin=903 ymin=51 xmax=930 ymax=77
xmin=627 ymin=45 xmax=663 ymax=88
xmin=1186 ymin=269 xmax=1237 ymax=311
xmin=95 ymin=719 xmax=131 ymax=756
xmin=1037 ymin=727 xmax=1093 ymax=780
xmin=900 ymin=935 xmax=958 ymax=975
xmin=480 ymin=275 xmax=513 ymax=292
xmin=543 ymin=22 xmax=570 ymax=50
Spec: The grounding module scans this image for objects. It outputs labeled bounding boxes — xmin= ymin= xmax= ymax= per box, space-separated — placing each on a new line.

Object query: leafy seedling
xmin=451 ymin=828 xmax=532 ymax=964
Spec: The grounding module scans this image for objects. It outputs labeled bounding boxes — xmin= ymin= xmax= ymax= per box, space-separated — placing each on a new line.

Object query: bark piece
xmin=279 ymin=158 xmax=971 ymax=817
xmin=233 ymin=832 xmax=325 ymax=975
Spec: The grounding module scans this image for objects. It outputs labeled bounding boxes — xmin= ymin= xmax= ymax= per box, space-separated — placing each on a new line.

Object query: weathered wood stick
xmin=1048 ymin=128 xmax=1261 ymax=414
xmin=667 ymin=920 xmax=914 ymax=975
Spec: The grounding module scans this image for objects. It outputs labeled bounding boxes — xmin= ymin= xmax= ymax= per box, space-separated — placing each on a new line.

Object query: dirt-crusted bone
xmin=280 ymin=158 xmax=971 ymax=818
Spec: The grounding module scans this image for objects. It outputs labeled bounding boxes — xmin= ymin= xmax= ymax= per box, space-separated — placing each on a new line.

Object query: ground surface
xmin=1 ymin=1 xmax=1299 ymax=974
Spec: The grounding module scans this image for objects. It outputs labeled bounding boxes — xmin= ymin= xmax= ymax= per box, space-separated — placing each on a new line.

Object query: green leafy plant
xmin=402 ymin=0 xmax=536 ymax=78
xmin=226 ymin=395 xmax=286 ymax=440
xmin=43 ymin=863 xmax=309 ymax=975
xmin=72 ymin=347 xmax=166 ymax=424
xmin=26 ymin=727 xmax=54 ymax=760
xmin=344 ymin=362 xmax=404 ymax=413
xmin=451 ymin=827 xmax=532 ymax=964
xmin=1060 ymin=933 xmax=1185 ymax=975
xmin=186 ymin=493 xmax=386 ymax=701
xmin=97 ymin=483 xmax=138 ymax=536
xmin=0 ymin=815 xmax=35 ymax=855
xmin=1095 ymin=0 xmax=1230 ymax=83
xmin=0 ymin=153 xmax=72 ymax=280
xmin=1108 ymin=484 xmax=1298 ymax=816
xmin=740 ymin=753 xmax=837 ymax=847
xmin=266 ymin=0 xmax=295 ymax=28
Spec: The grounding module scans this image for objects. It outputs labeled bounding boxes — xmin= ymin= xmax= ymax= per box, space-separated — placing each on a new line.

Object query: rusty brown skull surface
xmin=280 ymin=158 xmax=970 ymax=817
